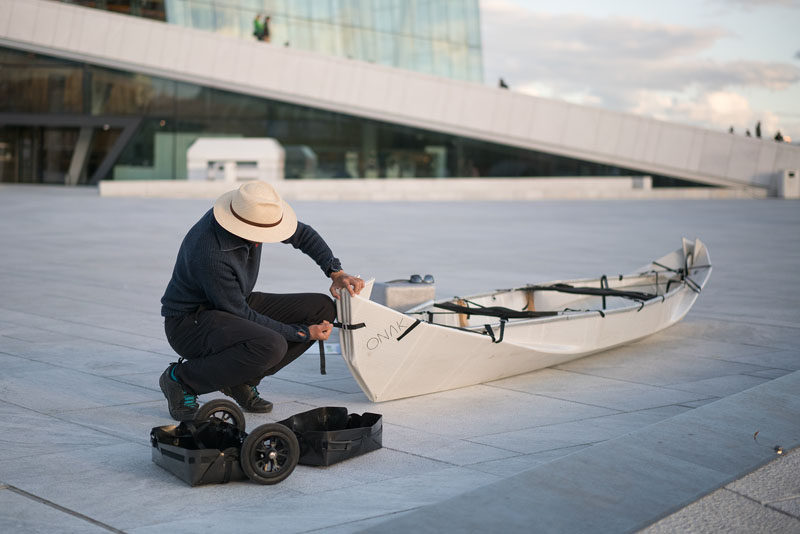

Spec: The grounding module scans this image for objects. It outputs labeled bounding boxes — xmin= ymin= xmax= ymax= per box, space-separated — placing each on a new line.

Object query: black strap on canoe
xmin=652 ymin=261 xmax=712 ymax=274
xmin=529 ymin=283 xmax=657 ymax=302
xmin=320 ymin=322 xmax=366 ymax=375
xmin=433 ymin=301 xmax=558 ymax=320
xmin=483 ymin=319 xmax=506 ymax=343
xmin=600 ymin=275 xmax=609 ymax=309
xmin=484 ymin=324 xmax=495 ymax=342
xmin=651 ymin=261 xmax=711 ymax=294
xmin=396 ymin=319 xmax=421 ymax=342
xmin=333 ymin=321 xmax=366 ymax=330
xmin=318 ymin=340 xmax=326 ymax=375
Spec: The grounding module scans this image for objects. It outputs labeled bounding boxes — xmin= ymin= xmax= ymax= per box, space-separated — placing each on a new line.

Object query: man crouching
xmin=159 ymin=181 xmax=364 ymax=420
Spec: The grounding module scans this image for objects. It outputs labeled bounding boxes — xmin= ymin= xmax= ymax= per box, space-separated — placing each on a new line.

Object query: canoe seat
xmin=434 ymin=302 xmax=558 ymax=321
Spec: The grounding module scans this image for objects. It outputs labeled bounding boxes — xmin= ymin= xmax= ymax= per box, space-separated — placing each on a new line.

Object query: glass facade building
xmin=60 ymin=0 xmax=483 ymax=82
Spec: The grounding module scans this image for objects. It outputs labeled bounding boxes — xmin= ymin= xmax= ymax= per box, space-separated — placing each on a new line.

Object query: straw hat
xmin=213 ymin=181 xmax=297 ymax=243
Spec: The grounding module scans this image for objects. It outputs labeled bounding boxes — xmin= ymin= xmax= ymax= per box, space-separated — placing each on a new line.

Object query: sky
xmin=480 ymin=0 xmax=800 ymax=141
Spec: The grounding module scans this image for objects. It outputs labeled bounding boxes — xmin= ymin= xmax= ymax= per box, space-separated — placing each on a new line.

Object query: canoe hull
xmin=337 ymin=238 xmax=711 ymax=402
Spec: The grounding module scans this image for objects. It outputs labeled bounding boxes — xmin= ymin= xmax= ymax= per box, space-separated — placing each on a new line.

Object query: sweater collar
xmin=211 ymin=211 xmax=253 ymax=252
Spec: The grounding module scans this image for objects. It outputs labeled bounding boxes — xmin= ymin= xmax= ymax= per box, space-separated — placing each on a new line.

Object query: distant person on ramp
xmin=159 ymin=181 xmax=364 ymax=420
xmin=252 ymin=14 xmax=264 ymax=41
xmin=263 ymin=15 xmax=271 ymax=43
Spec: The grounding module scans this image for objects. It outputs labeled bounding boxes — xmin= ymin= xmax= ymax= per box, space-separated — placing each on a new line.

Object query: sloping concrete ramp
xmin=2 ymin=0 xmax=800 ymax=188
xmin=363 ymin=371 xmax=800 ymax=533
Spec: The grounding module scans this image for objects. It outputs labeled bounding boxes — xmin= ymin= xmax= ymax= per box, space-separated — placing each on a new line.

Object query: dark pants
xmin=164 ymin=292 xmax=336 ymax=394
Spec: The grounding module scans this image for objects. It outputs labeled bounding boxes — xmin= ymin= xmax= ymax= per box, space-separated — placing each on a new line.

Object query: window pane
xmin=216 ymin=4 xmax=244 ymax=37
xmin=289 ymin=18 xmax=313 ymax=50
xmin=0 ymin=66 xmax=81 ymax=113
xmin=287 ymin=0 xmax=311 ymax=19
xmin=413 ymin=38 xmax=433 ymax=75
xmin=188 ymin=0 xmax=215 ymax=30
xmin=90 ymin=68 xmax=174 ymax=115
xmin=374 ymin=1 xmax=394 ymax=33
xmin=310 ymin=0 xmax=332 ymax=21
xmin=465 ymin=0 xmax=481 ymax=47
xmin=412 ymin=0 xmax=431 ymax=39
xmin=376 ymin=31 xmax=396 ymax=66
xmin=447 ymin=0 xmax=467 ymax=43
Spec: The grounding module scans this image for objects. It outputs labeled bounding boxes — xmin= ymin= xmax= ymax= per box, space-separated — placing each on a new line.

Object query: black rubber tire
xmin=240 ymin=423 xmax=299 ymax=485
xmin=194 ymin=399 xmax=246 ymax=432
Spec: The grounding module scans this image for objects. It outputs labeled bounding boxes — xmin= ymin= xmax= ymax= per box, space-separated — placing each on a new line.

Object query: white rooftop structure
xmin=186 ymin=138 xmax=284 ymax=182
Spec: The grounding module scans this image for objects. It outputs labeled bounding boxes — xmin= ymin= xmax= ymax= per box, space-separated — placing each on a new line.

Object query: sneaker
xmin=220 ymin=384 xmax=273 ymax=413
xmin=159 ymin=363 xmax=199 ymax=421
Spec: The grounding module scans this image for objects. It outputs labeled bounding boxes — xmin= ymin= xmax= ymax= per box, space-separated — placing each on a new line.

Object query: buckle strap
xmin=318 ymin=340 xmax=326 ymax=375
xmin=333 ymin=321 xmax=366 ymax=330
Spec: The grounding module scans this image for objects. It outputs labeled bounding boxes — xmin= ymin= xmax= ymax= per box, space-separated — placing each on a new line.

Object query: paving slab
xmin=555 ymin=339 xmax=776 ymax=387
xmin=642 ymin=446 xmax=800 ymax=533
xmin=380 ymin=423 xmax=520 ymax=466
xmin=0 ymin=401 xmax=127 ymax=461
xmin=0 ymin=487 xmax=113 ymax=534
xmin=717 ymin=348 xmax=800 ymax=372
xmin=0 ymin=363 xmax=159 ymax=414
xmin=728 ymin=446 xmax=800 ymax=515
xmin=470 ymin=405 xmax=690 ymax=455
xmin=0 ymin=337 xmax=170 ymax=376
xmin=489 ymin=368 xmax=708 ymax=410
xmin=664 ymin=373 xmax=771 ymax=397
xmin=643 ymin=486 xmax=800 ymax=534
xmin=465 ymin=444 xmax=593 ymax=478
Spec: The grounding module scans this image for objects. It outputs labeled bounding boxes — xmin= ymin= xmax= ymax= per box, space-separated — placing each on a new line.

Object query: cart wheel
xmin=241 ymin=423 xmax=299 ymax=485
xmin=195 ymin=399 xmax=246 ymax=432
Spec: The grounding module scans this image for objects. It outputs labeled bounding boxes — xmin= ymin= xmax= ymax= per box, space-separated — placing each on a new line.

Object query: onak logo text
xmin=365 ymin=318 xmax=409 ymax=350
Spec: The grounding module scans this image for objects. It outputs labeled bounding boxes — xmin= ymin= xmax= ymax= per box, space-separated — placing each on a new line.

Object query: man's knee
xmin=242 ymin=331 xmax=288 ymax=373
xmin=310 ymin=294 xmax=336 ymax=323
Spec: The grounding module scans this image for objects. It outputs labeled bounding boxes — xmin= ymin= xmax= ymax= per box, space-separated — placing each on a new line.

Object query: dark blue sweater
xmin=160 ymin=209 xmax=342 ymax=342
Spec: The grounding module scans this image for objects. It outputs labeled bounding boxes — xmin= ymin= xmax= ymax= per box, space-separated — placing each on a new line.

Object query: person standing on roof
xmin=159 ymin=181 xmax=364 ymax=420
xmin=252 ymin=14 xmax=264 ymax=41
xmin=263 ymin=15 xmax=271 ymax=43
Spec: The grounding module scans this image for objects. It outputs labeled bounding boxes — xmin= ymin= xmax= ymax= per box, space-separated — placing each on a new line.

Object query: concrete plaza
xmin=0 ymin=185 xmax=798 ymax=533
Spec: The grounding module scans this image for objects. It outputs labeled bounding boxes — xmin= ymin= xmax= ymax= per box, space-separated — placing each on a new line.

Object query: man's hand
xmin=308 ymin=320 xmax=333 ymax=341
xmin=329 ymin=271 xmax=365 ymax=300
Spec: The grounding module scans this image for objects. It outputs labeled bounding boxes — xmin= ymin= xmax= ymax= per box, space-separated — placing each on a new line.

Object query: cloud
xmin=632 ymin=90 xmax=752 ymax=127
xmin=483 ymin=8 xmax=726 ymax=65
xmin=481 ymin=1 xmax=800 ymax=133
xmin=709 ymin=0 xmax=800 ymax=9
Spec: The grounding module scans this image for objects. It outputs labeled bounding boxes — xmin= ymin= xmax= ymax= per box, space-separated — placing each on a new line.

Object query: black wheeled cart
xmin=150 ymin=399 xmax=300 ymax=486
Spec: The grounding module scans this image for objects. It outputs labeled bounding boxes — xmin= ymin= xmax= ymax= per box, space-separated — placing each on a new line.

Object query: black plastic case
xmin=278 ymin=407 xmax=382 ymax=466
xmin=150 ymin=420 xmax=247 ymax=486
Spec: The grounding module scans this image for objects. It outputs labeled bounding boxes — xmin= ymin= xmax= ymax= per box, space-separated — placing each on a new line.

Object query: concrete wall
xmin=97 ymin=177 xmax=768 ymax=201
xmin=2 ymin=0 xmax=799 ymax=189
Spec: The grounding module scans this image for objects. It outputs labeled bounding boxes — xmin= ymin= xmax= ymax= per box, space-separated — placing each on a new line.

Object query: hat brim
xmin=213 ymin=189 xmax=298 ymax=243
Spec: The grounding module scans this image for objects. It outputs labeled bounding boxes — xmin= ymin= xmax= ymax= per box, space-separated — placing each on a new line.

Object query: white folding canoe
xmin=335 ymin=238 xmax=711 ymax=402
